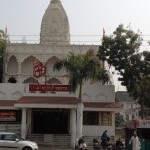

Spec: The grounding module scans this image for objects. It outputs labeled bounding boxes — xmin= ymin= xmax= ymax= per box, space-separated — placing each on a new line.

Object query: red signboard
xmin=29 ymin=84 xmax=70 ymax=92
xmin=134 ymin=119 xmax=150 ymax=128
xmin=0 ymin=111 xmax=16 ymax=121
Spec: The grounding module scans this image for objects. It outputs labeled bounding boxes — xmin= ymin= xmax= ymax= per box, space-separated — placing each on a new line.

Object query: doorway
xmin=32 ymin=109 xmax=70 ymax=134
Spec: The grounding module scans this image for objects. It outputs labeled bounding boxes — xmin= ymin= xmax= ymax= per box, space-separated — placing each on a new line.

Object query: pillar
xmin=76 ymin=102 xmax=83 ymax=139
xmin=21 ymin=108 xmax=27 ymax=139
xmin=27 ymin=109 xmax=32 ymax=134
xmin=70 ymin=109 xmax=76 ymax=148
xmin=17 ymin=62 xmax=22 ymax=83
xmin=112 ymin=112 xmax=115 ymax=135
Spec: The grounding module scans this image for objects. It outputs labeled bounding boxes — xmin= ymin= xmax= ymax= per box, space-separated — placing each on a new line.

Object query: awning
xmin=14 ymin=96 xmax=121 ymax=111
xmin=14 ymin=96 xmax=80 ymax=108
xmin=0 ymin=97 xmax=121 ymax=111
xmin=83 ymin=102 xmax=121 ymax=112
xmin=0 ymin=100 xmax=17 ymax=106
xmin=16 ymin=96 xmax=80 ymax=104
xmin=0 ymin=100 xmax=17 ymax=109
xmin=84 ymin=102 xmax=121 ymax=108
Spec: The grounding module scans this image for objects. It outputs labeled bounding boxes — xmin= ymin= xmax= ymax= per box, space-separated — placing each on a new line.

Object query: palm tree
xmin=0 ymin=29 xmax=8 ymax=82
xmin=53 ymin=49 xmax=109 ymax=138
xmin=53 ymin=49 xmax=109 ymax=98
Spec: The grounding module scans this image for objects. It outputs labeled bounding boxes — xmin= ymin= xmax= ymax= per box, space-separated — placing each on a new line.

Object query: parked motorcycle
xmin=93 ymin=138 xmax=101 ymax=150
xmin=106 ymin=142 xmax=116 ymax=150
xmin=75 ymin=136 xmax=88 ymax=150
xmin=115 ymin=138 xmax=125 ymax=150
xmin=101 ymin=136 xmax=111 ymax=150
xmin=93 ymin=137 xmax=115 ymax=150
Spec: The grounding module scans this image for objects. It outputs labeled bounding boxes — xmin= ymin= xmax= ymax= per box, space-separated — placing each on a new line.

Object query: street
xmin=38 ymin=144 xmax=93 ymax=150
xmin=38 ymin=144 xmax=75 ymax=150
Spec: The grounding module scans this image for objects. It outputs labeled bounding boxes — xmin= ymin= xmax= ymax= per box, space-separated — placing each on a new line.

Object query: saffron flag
xmin=33 ymin=60 xmax=46 ymax=78
xmin=103 ymin=28 xmax=105 ymax=36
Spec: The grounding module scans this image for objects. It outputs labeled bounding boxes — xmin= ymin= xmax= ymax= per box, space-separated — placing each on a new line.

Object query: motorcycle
xmin=93 ymin=138 xmax=101 ymax=150
xmin=101 ymin=136 xmax=111 ymax=150
xmin=106 ymin=142 xmax=116 ymax=150
xmin=75 ymin=136 xmax=88 ymax=150
xmin=93 ymin=136 xmax=115 ymax=150
xmin=115 ymin=138 xmax=125 ymax=150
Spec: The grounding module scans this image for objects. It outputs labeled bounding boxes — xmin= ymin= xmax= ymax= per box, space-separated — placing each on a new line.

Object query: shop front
xmin=14 ymin=96 xmax=79 ymax=147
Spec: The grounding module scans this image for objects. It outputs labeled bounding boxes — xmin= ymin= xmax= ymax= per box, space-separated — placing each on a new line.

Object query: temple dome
xmin=40 ymin=0 xmax=70 ymax=45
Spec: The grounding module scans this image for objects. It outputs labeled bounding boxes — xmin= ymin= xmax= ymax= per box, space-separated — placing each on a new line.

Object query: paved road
xmin=38 ymin=144 xmax=75 ymax=150
xmin=38 ymin=144 xmax=93 ymax=150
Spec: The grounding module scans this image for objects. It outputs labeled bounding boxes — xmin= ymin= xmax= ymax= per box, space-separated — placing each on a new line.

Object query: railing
xmin=0 ymin=124 xmax=21 ymax=134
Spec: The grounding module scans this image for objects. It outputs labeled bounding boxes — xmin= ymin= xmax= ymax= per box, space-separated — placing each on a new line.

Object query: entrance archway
xmin=32 ymin=109 xmax=70 ymax=134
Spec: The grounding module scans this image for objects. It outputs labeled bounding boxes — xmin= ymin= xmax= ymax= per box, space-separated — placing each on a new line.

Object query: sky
xmin=1 ymin=0 xmax=150 ymax=91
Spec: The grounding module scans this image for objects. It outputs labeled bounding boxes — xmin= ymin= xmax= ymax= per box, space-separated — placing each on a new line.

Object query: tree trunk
xmin=79 ymin=81 xmax=83 ymax=100
xmin=140 ymin=96 xmax=144 ymax=119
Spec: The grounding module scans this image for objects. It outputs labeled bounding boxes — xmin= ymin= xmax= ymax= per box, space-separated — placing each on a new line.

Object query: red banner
xmin=0 ymin=112 xmax=16 ymax=121
xmin=29 ymin=84 xmax=70 ymax=92
xmin=134 ymin=119 xmax=150 ymax=128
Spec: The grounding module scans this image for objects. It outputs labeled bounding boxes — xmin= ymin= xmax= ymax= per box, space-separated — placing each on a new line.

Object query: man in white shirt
xmin=129 ymin=132 xmax=141 ymax=150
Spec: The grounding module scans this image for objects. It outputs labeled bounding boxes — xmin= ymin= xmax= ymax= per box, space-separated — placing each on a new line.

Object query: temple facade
xmin=0 ymin=0 xmax=120 ymax=147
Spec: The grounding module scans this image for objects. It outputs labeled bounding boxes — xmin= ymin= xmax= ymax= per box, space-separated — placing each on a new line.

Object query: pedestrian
xmin=129 ymin=132 xmax=141 ymax=150
xmin=101 ymin=130 xmax=110 ymax=149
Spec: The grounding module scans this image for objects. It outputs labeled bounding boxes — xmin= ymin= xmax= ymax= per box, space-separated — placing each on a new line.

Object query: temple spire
xmin=40 ymin=0 xmax=70 ymax=45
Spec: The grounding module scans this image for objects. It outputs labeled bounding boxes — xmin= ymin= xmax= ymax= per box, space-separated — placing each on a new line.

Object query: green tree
xmin=0 ymin=29 xmax=8 ymax=82
xmin=97 ymin=24 xmax=150 ymax=119
xmin=115 ymin=113 xmax=124 ymax=127
xmin=53 ymin=49 xmax=109 ymax=138
xmin=53 ymin=49 xmax=109 ymax=99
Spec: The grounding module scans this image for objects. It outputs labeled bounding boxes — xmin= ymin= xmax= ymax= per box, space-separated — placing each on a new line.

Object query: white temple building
xmin=0 ymin=0 xmax=120 ymax=147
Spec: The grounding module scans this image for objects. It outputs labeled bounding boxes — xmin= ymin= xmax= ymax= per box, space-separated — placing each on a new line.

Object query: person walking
xmin=129 ymin=132 xmax=141 ymax=150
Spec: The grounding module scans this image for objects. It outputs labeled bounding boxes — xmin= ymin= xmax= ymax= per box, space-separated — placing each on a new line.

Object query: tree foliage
xmin=0 ymin=29 xmax=7 ymax=82
xmin=0 ymin=29 xmax=7 ymax=55
xmin=53 ymin=49 xmax=109 ymax=99
xmin=97 ymin=24 xmax=150 ymax=118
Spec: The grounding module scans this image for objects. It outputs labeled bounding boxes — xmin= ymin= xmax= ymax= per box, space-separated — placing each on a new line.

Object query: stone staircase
xmin=27 ymin=134 xmax=71 ymax=148
xmin=83 ymin=136 xmax=98 ymax=146
xmin=26 ymin=134 xmax=44 ymax=143
xmin=26 ymin=134 xmax=103 ymax=148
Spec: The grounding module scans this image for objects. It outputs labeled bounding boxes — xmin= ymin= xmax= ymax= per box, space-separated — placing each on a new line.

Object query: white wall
xmin=0 ymin=83 xmax=115 ymax=103
xmin=82 ymin=83 xmax=115 ymax=102
xmin=83 ymin=125 xmax=115 ymax=137
xmin=0 ymin=83 xmax=24 ymax=100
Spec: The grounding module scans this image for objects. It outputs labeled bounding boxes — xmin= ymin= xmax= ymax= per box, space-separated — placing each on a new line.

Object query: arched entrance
xmin=32 ymin=109 xmax=70 ymax=134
